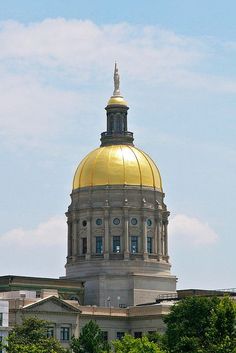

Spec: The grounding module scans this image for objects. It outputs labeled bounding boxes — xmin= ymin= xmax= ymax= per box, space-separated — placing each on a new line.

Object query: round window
xmin=147 ymin=219 xmax=152 ymax=227
xmin=82 ymin=220 xmax=87 ymax=227
xmin=96 ymin=218 xmax=102 ymax=226
xmin=131 ymin=218 xmax=138 ymax=225
xmin=113 ymin=218 xmax=120 ymax=225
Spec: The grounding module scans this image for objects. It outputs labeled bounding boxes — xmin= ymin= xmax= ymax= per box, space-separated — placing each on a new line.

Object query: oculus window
xmin=96 ymin=218 xmax=102 ymax=226
xmin=147 ymin=219 xmax=152 ymax=227
xmin=131 ymin=218 xmax=138 ymax=225
xmin=113 ymin=218 xmax=120 ymax=225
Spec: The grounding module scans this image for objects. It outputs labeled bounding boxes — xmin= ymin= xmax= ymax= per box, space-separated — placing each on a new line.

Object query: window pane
xmin=0 ymin=313 xmax=2 ymax=326
xmin=102 ymin=331 xmax=108 ymax=341
xmin=134 ymin=331 xmax=142 ymax=338
xmin=82 ymin=238 xmax=87 ymax=254
xmin=117 ymin=332 xmax=125 ymax=340
xmin=113 ymin=236 xmax=120 ymax=253
xmin=96 ymin=236 xmax=103 ymax=254
xmin=60 ymin=327 xmax=70 ymax=341
xmin=47 ymin=327 xmax=54 ymax=338
xmin=131 ymin=236 xmax=138 ymax=253
xmin=147 ymin=237 xmax=152 ymax=253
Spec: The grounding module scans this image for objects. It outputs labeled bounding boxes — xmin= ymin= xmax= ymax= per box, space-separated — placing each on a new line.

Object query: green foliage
xmin=112 ymin=334 xmax=165 ymax=353
xmin=70 ymin=320 xmax=109 ymax=353
xmin=5 ymin=316 xmax=68 ymax=353
xmin=146 ymin=331 xmax=166 ymax=350
xmin=164 ymin=296 xmax=236 ymax=353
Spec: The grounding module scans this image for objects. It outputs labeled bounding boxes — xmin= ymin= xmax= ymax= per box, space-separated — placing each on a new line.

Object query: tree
xmin=146 ymin=331 xmax=166 ymax=350
xmin=4 ymin=316 xmax=68 ymax=353
xmin=112 ymin=334 xmax=165 ymax=353
xmin=164 ymin=296 xmax=236 ymax=353
xmin=70 ymin=320 xmax=109 ymax=353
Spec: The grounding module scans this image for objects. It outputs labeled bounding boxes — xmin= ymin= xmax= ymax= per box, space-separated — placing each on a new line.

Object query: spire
xmin=100 ymin=64 xmax=134 ymax=147
xmin=113 ymin=62 xmax=120 ymax=96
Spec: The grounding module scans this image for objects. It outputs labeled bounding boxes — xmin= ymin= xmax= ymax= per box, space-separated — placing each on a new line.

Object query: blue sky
xmin=0 ymin=1 xmax=235 ymax=290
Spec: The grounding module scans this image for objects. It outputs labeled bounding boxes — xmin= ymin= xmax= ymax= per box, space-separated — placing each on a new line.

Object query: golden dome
xmin=107 ymin=96 xmax=128 ymax=107
xmin=73 ymin=145 xmax=162 ymax=190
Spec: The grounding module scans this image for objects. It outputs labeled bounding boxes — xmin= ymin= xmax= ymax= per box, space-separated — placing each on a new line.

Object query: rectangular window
xmin=82 ymin=238 xmax=87 ymax=254
xmin=102 ymin=331 xmax=108 ymax=341
xmin=147 ymin=237 xmax=153 ymax=253
xmin=131 ymin=236 xmax=138 ymax=253
xmin=0 ymin=313 xmax=3 ymax=326
xmin=60 ymin=327 xmax=70 ymax=341
xmin=46 ymin=327 xmax=54 ymax=338
xmin=96 ymin=236 xmax=103 ymax=254
xmin=116 ymin=332 xmax=125 ymax=340
xmin=113 ymin=236 xmax=121 ymax=253
xmin=134 ymin=331 xmax=142 ymax=338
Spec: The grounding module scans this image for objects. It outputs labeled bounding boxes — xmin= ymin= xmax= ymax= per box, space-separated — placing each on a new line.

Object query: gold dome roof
xmin=107 ymin=95 xmax=128 ymax=106
xmin=73 ymin=145 xmax=162 ymax=190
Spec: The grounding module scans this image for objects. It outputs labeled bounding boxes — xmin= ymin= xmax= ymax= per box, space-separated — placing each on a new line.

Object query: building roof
xmin=73 ymin=145 xmax=162 ymax=190
xmin=0 ymin=275 xmax=84 ymax=293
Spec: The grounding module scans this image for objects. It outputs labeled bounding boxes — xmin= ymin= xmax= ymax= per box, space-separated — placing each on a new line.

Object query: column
xmin=72 ymin=219 xmax=78 ymax=260
xmin=55 ymin=324 xmax=61 ymax=341
xmin=143 ymin=216 xmax=148 ymax=260
xmin=86 ymin=216 xmax=91 ymax=260
xmin=104 ymin=208 xmax=109 ymax=260
xmin=157 ymin=215 xmax=163 ymax=261
xmin=74 ymin=314 xmax=80 ymax=339
xmin=67 ymin=221 xmax=72 ymax=259
xmin=154 ymin=216 xmax=158 ymax=256
xmin=163 ymin=220 xmax=169 ymax=261
xmin=124 ymin=208 xmax=129 ymax=260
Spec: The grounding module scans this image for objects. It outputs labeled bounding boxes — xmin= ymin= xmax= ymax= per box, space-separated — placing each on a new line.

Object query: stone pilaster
xmin=157 ymin=214 xmax=163 ymax=261
xmin=143 ymin=216 xmax=148 ymax=260
xmin=124 ymin=208 xmax=130 ymax=260
xmin=67 ymin=221 xmax=72 ymax=258
xmin=163 ymin=220 xmax=169 ymax=262
xmin=104 ymin=207 xmax=110 ymax=260
xmin=72 ymin=219 xmax=78 ymax=260
xmin=154 ymin=216 xmax=158 ymax=255
xmin=86 ymin=216 xmax=91 ymax=260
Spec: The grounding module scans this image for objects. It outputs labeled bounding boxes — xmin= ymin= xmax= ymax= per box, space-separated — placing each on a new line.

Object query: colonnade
xmin=67 ymin=207 xmax=169 ymax=262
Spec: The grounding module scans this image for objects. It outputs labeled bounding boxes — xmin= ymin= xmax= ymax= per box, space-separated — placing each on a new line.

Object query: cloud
xmin=169 ymin=214 xmax=218 ymax=246
xmin=0 ymin=19 xmax=235 ymax=89
xmin=0 ymin=20 xmax=203 ymax=79
xmin=0 ymin=216 xmax=67 ymax=277
xmin=0 ymin=19 xmax=236 ymax=147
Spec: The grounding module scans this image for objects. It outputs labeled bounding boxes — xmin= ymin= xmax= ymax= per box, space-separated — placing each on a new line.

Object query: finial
xmin=113 ymin=62 xmax=120 ymax=96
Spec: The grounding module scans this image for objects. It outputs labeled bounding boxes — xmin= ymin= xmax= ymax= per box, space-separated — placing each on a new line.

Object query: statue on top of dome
xmin=113 ymin=62 xmax=121 ymax=96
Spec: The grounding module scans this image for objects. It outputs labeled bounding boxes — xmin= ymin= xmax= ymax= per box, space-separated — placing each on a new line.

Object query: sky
xmin=0 ymin=1 xmax=235 ymax=290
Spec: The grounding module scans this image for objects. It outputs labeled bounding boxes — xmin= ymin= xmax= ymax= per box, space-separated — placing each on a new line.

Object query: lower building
xmin=0 ymin=300 xmax=9 ymax=353
xmin=0 ymin=283 xmax=173 ymax=347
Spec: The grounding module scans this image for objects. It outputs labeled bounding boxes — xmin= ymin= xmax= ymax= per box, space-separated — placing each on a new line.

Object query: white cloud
xmin=0 ymin=19 xmax=236 ymax=147
xmin=0 ymin=20 xmax=202 ymax=78
xmin=0 ymin=216 xmax=67 ymax=277
xmin=169 ymin=214 xmax=218 ymax=246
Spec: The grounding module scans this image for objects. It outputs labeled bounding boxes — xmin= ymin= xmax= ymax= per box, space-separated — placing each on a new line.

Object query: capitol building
xmin=65 ymin=63 xmax=176 ymax=307
xmin=0 ymin=64 xmax=179 ymax=346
